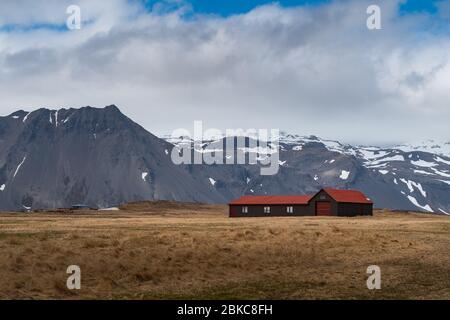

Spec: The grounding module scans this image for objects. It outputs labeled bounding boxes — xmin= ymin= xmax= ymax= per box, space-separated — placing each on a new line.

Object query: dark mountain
xmin=0 ymin=105 xmax=226 ymax=210
xmin=0 ymin=105 xmax=449 ymax=214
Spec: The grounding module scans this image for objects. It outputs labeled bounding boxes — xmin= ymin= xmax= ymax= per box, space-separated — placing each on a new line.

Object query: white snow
xmin=413 ymin=169 xmax=433 ymax=175
xmin=435 ymin=156 xmax=450 ymax=165
xmin=393 ymin=178 xmax=398 ymax=185
xmin=99 ymin=207 xmax=120 ymax=211
xmin=209 ymin=177 xmax=216 ymax=186
xmin=438 ymin=180 xmax=450 ymax=186
xmin=357 ymin=149 xmax=389 ymax=161
xmin=411 ymin=159 xmax=437 ymax=168
xmin=165 ymin=149 xmax=169 ymax=155
xmin=339 ymin=170 xmax=350 ymax=180
xmin=438 ymin=208 xmax=449 ymax=215
xmin=49 ymin=113 xmax=53 ymax=124
xmin=415 ymin=183 xmax=427 ymax=198
xmin=399 ymin=178 xmax=427 ymax=197
xmin=292 ymin=145 xmax=303 ymax=151
xmin=23 ymin=205 xmax=31 ymax=210
xmin=141 ymin=172 xmax=148 ymax=182
xmin=13 ymin=156 xmax=26 ymax=178
xmin=314 ymin=174 xmax=319 ymax=181
xmin=396 ymin=139 xmax=450 ymax=158
xmin=239 ymin=146 xmax=278 ymax=154
xmin=12 ymin=115 xmax=19 ymax=119
xmin=406 ymin=195 xmax=433 ymax=212
xmin=250 ymin=189 xmax=254 ymax=193
xmin=329 ymin=159 xmax=335 ymax=164
xmin=0 ymin=184 xmax=5 ymax=191
xmin=22 ymin=112 xmax=30 ymax=122
xmin=246 ymin=177 xmax=251 ymax=184
xmin=279 ymin=160 xmax=286 ymax=166
xmin=369 ymin=155 xmax=405 ymax=165
xmin=379 ymin=170 xmax=389 ymax=175
xmin=431 ymin=168 xmax=450 ymax=178
xmin=366 ymin=163 xmax=388 ymax=169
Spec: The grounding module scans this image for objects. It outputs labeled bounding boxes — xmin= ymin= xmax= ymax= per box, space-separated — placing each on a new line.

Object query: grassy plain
xmin=0 ymin=202 xmax=449 ymax=299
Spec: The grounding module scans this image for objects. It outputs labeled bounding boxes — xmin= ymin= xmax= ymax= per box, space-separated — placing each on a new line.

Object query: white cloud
xmin=0 ymin=0 xmax=449 ymax=145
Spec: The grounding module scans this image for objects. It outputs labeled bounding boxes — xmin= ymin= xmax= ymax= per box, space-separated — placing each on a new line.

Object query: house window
xmin=264 ymin=206 xmax=271 ymax=213
xmin=242 ymin=206 xmax=248 ymax=213
xmin=287 ymin=206 xmax=293 ymax=213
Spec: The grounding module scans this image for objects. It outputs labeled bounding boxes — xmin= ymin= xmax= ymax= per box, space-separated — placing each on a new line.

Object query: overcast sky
xmin=0 ymin=0 xmax=449 ymax=146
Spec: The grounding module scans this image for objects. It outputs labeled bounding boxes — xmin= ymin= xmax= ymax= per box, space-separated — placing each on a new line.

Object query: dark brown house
xmin=229 ymin=188 xmax=373 ymax=217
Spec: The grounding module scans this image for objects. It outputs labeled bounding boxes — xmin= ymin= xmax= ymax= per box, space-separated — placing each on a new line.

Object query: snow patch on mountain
xmin=435 ymin=156 xmax=450 ymax=165
xmin=431 ymin=168 xmax=450 ymax=178
xmin=399 ymin=178 xmax=427 ymax=197
xmin=339 ymin=170 xmax=350 ymax=180
xmin=13 ymin=156 xmax=27 ymax=178
xmin=22 ymin=112 xmax=30 ymax=122
xmin=414 ymin=169 xmax=433 ymax=175
xmin=396 ymin=140 xmax=450 ymax=158
xmin=407 ymin=195 xmax=433 ymax=212
xmin=411 ymin=159 xmax=438 ymax=167
xmin=369 ymin=155 xmax=405 ymax=166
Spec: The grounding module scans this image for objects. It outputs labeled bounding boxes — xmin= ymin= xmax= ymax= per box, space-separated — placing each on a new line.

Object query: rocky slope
xmin=0 ymin=105 xmax=449 ymax=213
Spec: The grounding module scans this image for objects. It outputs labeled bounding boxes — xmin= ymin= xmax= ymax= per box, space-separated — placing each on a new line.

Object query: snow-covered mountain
xmin=168 ymin=132 xmax=450 ymax=214
xmin=0 ymin=106 xmax=449 ymax=214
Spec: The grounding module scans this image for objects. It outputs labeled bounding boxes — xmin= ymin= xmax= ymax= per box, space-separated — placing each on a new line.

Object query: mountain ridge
xmin=0 ymin=105 xmax=449 ymax=213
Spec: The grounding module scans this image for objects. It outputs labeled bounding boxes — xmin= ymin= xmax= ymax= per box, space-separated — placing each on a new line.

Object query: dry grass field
xmin=0 ymin=202 xmax=449 ymax=300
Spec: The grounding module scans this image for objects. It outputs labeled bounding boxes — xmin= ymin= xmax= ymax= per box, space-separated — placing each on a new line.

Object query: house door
xmin=316 ymin=202 xmax=332 ymax=216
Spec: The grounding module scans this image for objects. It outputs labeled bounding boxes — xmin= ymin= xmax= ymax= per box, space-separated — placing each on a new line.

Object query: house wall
xmin=337 ymin=203 xmax=373 ymax=216
xmin=229 ymin=204 xmax=310 ymax=217
xmin=307 ymin=190 xmax=338 ymax=216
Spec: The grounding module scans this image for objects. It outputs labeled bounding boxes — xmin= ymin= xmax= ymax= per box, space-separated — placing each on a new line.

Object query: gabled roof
xmin=229 ymin=195 xmax=312 ymax=205
xmin=229 ymin=188 xmax=373 ymax=205
xmin=322 ymin=188 xmax=373 ymax=204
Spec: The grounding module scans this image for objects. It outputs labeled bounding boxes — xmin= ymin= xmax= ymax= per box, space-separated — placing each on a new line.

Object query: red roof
xmin=230 ymin=195 xmax=312 ymax=205
xmin=229 ymin=188 xmax=373 ymax=205
xmin=323 ymin=188 xmax=373 ymax=204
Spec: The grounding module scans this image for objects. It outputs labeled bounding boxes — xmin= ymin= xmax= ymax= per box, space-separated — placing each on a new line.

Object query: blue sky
xmin=0 ymin=0 xmax=446 ymax=32
xmin=143 ymin=0 xmax=445 ymax=16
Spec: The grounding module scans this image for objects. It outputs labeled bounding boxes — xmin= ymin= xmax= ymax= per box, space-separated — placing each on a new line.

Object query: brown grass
xmin=0 ymin=204 xmax=449 ymax=300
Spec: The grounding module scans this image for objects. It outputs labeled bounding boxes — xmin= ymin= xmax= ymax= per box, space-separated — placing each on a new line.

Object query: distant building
xmin=71 ymin=204 xmax=93 ymax=210
xmin=229 ymin=188 xmax=373 ymax=217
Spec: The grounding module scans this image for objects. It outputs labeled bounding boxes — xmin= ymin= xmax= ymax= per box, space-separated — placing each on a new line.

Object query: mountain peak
xmin=104 ymin=104 xmax=120 ymax=112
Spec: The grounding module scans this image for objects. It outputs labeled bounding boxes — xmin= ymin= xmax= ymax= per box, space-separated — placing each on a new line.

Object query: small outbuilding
xmin=229 ymin=188 xmax=373 ymax=217
xmin=71 ymin=204 xmax=96 ymax=210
